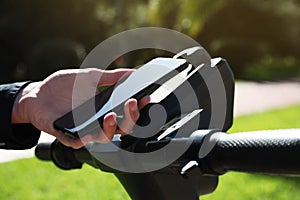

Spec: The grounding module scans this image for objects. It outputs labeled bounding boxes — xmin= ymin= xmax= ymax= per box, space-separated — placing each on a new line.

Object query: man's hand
xmin=11 ymin=68 xmax=149 ymax=149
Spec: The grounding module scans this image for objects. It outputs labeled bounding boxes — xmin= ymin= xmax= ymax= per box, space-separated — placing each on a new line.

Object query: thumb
xmin=97 ymin=68 xmax=135 ymax=86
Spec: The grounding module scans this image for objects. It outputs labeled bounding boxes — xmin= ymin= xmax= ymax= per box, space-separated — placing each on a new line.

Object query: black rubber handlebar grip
xmin=35 ymin=143 xmax=52 ymax=161
xmin=203 ymin=129 xmax=300 ymax=175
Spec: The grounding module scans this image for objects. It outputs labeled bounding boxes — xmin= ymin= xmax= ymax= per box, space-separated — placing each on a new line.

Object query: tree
xmin=0 ymin=0 xmax=107 ymax=82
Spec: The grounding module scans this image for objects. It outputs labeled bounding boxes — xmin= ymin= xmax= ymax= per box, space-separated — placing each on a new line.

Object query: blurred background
xmin=1 ymin=1 xmax=300 ymax=200
xmin=0 ymin=0 xmax=300 ymax=83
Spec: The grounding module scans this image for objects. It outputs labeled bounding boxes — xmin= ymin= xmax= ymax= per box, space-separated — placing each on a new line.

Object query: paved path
xmin=234 ymin=81 xmax=300 ymax=116
xmin=1 ymin=81 xmax=300 ymax=163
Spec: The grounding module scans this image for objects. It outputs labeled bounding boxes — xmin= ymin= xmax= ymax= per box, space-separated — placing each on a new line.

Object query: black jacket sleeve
xmin=0 ymin=82 xmax=41 ymax=149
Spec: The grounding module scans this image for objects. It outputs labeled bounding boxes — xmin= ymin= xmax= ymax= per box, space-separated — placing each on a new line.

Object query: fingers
xmin=116 ymin=99 xmax=139 ymax=135
xmin=81 ymin=97 xmax=147 ymax=143
xmin=66 ymin=113 xmax=117 ymax=146
xmin=98 ymin=113 xmax=117 ymax=143
xmin=53 ymin=97 xmax=149 ymax=148
xmin=88 ymin=97 xmax=149 ymax=140
xmin=53 ymin=113 xmax=118 ymax=148
xmin=138 ymin=95 xmax=151 ymax=109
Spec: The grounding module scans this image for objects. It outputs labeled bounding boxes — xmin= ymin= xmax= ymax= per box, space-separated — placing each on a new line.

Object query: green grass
xmin=202 ymin=104 xmax=300 ymax=200
xmin=0 ymin=104 xmax=300 ymax=200
xmin=229 ymin=104 xmax=300 ymax=133
xmin=0 ymin=159 xmax=129 ymax=200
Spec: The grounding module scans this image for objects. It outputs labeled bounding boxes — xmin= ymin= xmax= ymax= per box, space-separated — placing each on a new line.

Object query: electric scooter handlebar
xmin=33 ymin=46 xmax=300 ymax=199
xmin=35 ymin=129 xmax=300 ymax=200
xmin=36 ymin=129 xmax=300 ymax=175
xmin=202 ymin=129 xmax=300 ymax=175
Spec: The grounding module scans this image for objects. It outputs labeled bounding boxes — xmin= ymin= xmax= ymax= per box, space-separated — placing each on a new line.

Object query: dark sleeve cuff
xmin=0 ymin=82 xmax=41 ymax=149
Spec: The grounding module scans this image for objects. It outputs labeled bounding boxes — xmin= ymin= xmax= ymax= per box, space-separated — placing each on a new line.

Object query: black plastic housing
xmin=36 ymin=53 xmax=235 ymax=200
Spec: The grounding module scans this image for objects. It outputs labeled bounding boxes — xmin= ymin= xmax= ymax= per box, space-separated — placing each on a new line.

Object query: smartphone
xmin=53 ymin=57 xmax=190 ymax=138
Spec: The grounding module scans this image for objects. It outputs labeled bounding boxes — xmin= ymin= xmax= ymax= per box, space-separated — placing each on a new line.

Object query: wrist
xmin=11 ymin=82 xmax=40 ymax=124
